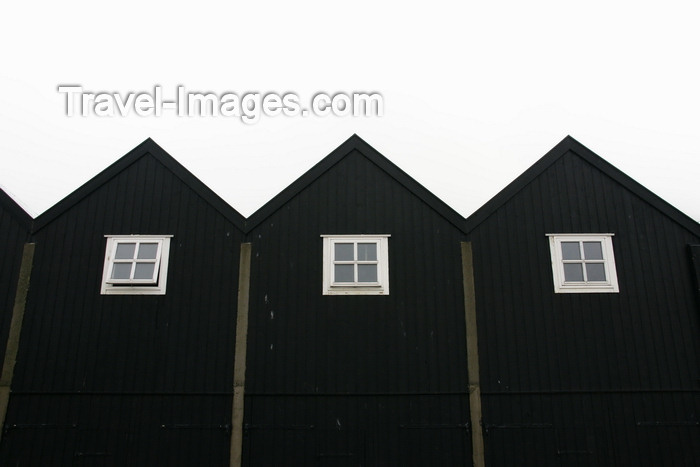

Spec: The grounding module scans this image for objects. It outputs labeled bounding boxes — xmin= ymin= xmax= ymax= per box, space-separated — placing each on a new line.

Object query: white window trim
xmin=322 ymin=235 xmax=390 ymax=295
xmin=101 ymin=235 xmax=172 ymax=295
xmin=547 ymin=233 xmax=619 ymax=293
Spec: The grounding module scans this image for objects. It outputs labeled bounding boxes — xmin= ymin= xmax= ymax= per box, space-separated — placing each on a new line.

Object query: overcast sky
xmin=1 ymin=2 xmax=698 ymax=223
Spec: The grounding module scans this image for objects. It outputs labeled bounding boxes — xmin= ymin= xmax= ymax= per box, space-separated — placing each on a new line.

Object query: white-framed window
xmin=322 ymin=235 xmax=390 ymax=295
xmin=100 ymin=235 xmax=172 ymax=295
xmin=547 ymin=234 xmax=619 ymax=293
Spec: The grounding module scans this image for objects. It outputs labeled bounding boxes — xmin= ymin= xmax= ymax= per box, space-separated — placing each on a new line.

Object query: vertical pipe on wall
xmin=230 ymin=242 xmax=251 ymax=467
xmin=461 ymin=241 xmax=485 ymax=467
xmin=0 ymin=243 xmax=35 ymax=444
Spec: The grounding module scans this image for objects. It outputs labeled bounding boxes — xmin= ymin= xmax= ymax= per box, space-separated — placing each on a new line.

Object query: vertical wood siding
xmin=2 ymin=138 xmax=698 ymax=465
xmin=243 ymin=394 xmax=470 ymax=466
xmin=0 ymin=154 xmax=243 ymax=466
xmin=2 ymin=394 xmax=231 ymax=465
xmin=243 ymin=150 xmax=471 ymax=465
xmin=468 ymin=150 xmax=700 ymax=465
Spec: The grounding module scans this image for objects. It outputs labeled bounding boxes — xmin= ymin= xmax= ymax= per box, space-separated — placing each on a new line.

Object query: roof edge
xmin=32 ymin=139 xmax=246 ymax=233
xmin=567 ymin=138 xmax=700 ymax=237
xmin=244 ymin=134 xmax=360 ymax=231
xmin=0 ymin=186 xmax=33 ymax=230
xmin=244 ymin=134 xmax=467 ymax=233
xmin=464 ymin=136 xmax=700 ymax=237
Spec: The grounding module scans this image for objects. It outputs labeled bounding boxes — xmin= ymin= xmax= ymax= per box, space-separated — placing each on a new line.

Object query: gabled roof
xmin=244 ymin=134 xmax=467 ymax=233
xmin=32 ymin=138 xmax=246 ymax=233
xmin=464 ymin=135 xmax=700 ymax=237
xmin=0 ymin=187 xmax=32 ymax=230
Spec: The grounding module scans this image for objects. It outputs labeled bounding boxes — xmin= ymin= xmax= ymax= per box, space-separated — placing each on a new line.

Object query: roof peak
xmin=464 ymin=136 xmax=700 ymax=236
xmin=21 ymin=135 xmax=699 ymax=238
xmin=243 ymin=134 xmax=467 ymax=233
xmin=32 ymin=138 xmax=246 ymax=233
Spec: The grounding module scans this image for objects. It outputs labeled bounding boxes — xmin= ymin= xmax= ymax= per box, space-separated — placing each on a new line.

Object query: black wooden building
xmin=0 ymin=135 xmax=698 ymax=466
xmin=241 ymin=136 xmax=472 ymax=465
xmin=0 ymin=140 xmax=247 ymax=465
xmin=464 ymin=137 xmax=700 ymax=466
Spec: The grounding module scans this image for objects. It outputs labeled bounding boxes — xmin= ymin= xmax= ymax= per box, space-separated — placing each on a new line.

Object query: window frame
xmin=100 ymin=235 xmax=172 ymax=295
xmin=321 ymin=235 xmax=390 ymax=295
xmin=547 ymin=233 xmax=619 ymax=293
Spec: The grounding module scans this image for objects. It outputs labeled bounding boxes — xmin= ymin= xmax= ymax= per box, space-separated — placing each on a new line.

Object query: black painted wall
xmin=243 ymin=147 xmax=472 ymax=465
xmin=467 ymin=146 xmax=700 ymax=466
xmin=0 ymin=149 xmax=244 ymax=466
xmin=2 ymin=136 xmax=698 ymax=466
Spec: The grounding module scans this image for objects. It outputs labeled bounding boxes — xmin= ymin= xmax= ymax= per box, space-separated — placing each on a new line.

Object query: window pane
xmin=563 ymin=263 xmax=584 ymax=281
xmin=137 ymin=243 xmax=159 ymax=259
xmin=335 ymin=243 xmax=354 ymax=261
xmin=334 ymin=264 xmax=354 ymax=282
xmin=111 ymin=263 xmax=132 ymax=279
xmin=583 ymin=241 xmax=603 ymax=260
xmin=358 ymin=264 xmax=377 ymax=282
xmin=134 ymin=263 xmax=156 ymax=280
xmin=586 ymin=263 xmax=606 ymax=281
xmin=561 ymin=242 xmax=581 ymax=260
xmin=115 ymin=243 xmax=136 ymax=259
xmin=357 ymin=243 xmax=377 ymax=261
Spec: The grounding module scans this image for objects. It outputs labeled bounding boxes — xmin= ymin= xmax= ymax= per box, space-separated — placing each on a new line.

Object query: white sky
xmin=1 ymin=1 xmax=698 ymax=223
